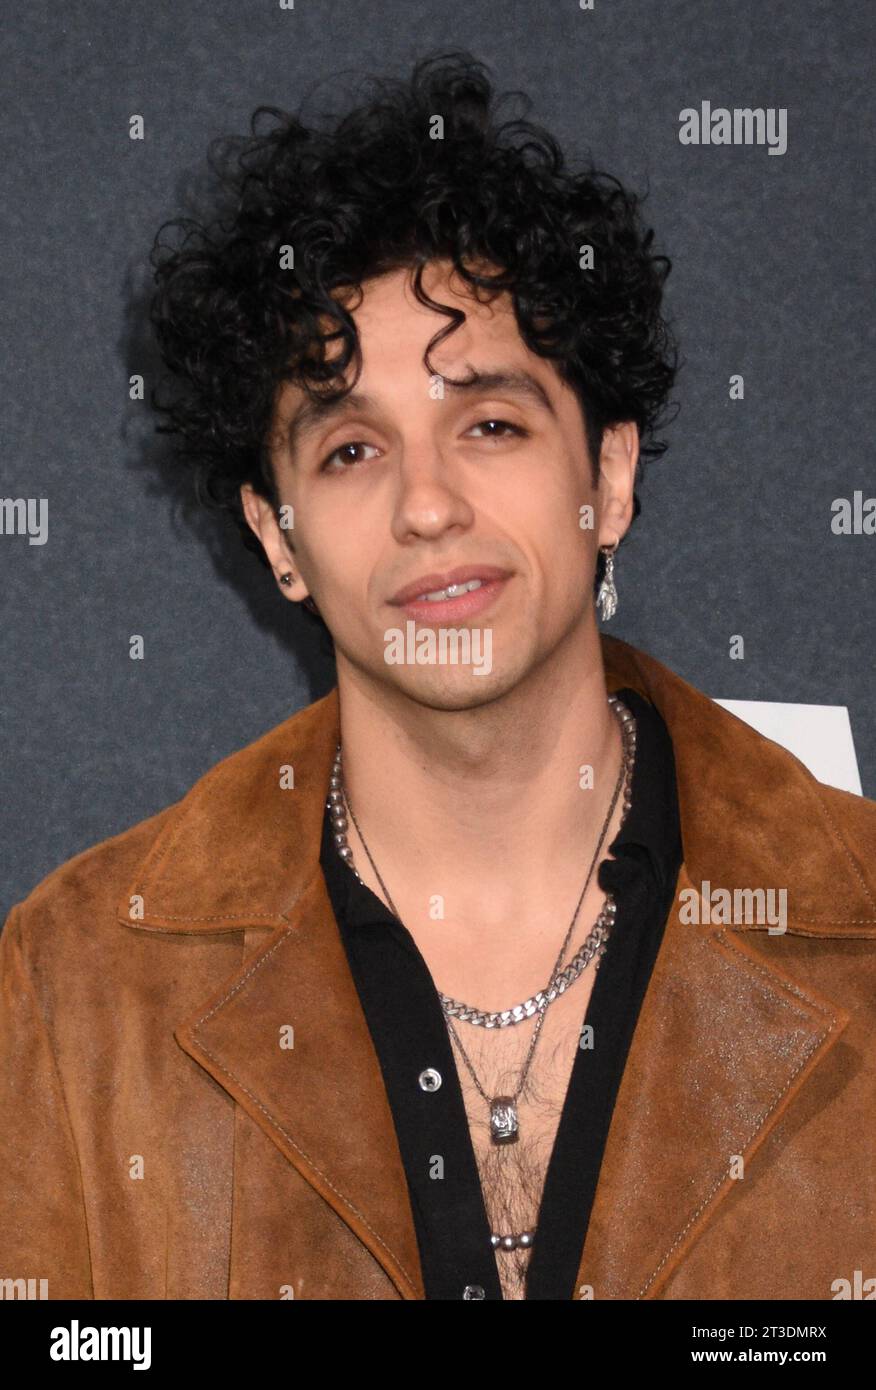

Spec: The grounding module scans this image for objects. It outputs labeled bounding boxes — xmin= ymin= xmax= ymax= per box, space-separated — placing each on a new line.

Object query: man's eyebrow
xmin=286 ymin=390 xmax=379 ymax=453
xmin=285 ymin=368 xmax=556 ymax=454
xmin=446 ymin=368 xmax=557 ymax=417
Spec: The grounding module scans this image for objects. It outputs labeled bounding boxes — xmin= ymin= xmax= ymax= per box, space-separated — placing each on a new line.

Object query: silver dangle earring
xmin=596 ymin=541 xmax=619 ymax=622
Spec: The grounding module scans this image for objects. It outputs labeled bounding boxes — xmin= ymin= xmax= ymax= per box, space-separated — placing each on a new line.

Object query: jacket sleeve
xmin=0 ymin=903 xmax=94 ymax=1298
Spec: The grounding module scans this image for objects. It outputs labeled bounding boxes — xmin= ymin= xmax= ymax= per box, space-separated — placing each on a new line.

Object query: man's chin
xmin=384 ymin=663 xmax=512 ymax=713
xmin=337 ymin=618 xmax=542 ymax=709
xmin=367 ymin=644 xmax=517 ymax=706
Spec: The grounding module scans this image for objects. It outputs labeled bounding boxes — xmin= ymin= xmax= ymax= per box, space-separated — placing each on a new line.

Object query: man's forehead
xmin=273 ymin=261 xmax=570 ymax=439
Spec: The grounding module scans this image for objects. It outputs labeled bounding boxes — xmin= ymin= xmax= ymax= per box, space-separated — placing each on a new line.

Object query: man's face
xmin=250 ymin=259 xmax=635 ymax=710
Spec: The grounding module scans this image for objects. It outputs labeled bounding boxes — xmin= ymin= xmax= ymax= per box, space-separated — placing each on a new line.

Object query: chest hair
xmin=453 ymin=981 xmax=595 ymax=1299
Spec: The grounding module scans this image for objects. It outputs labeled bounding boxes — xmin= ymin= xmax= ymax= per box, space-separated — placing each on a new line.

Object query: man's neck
xmin=332 ymin=622 xmax=622 ymax=937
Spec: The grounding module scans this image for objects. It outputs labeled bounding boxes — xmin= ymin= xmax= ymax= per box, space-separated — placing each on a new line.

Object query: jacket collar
xmin=118 ymin=634 xmax=876 ymax=1300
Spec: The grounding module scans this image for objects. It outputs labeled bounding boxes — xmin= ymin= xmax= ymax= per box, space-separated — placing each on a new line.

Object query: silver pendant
xmin=490 ymin=1096 xmax=519 ymax=1144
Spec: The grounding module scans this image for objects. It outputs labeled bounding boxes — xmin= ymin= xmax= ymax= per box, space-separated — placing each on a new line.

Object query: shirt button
xmin=418 ymin=1067 xmax=442 ymax=1092
xmin=463 ymin=1284 xmax=485 ymax=1300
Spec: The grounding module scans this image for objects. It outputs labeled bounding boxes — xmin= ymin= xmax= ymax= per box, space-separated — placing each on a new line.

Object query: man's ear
xmin=239 ymin=483 xmax=311 ymax=602
xmin=596 ymin=423 xmax=639 ymax=547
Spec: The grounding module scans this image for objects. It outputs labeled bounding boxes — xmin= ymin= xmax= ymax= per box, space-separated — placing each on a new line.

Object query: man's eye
xmin=467 ymin=419 xmax=528 ymax=441
xmin=319 ymin=441 xmax=380 ymax=473
xmin=319 ymin=420 xmax=526 ymax=472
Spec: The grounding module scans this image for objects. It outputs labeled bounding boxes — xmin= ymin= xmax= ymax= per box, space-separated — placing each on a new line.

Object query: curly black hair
xmin=148 ymin=50 xmax=679 ymax=633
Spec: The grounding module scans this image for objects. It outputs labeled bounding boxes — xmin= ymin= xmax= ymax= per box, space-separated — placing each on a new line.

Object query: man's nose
xmin=389 ymin=442 xmax=475 ymax=542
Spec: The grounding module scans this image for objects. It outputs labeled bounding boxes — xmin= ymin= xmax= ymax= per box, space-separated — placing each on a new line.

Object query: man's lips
xmin=386 ymin=566 xmax=514 ymax=623
xmin=388 ymin=565 xmax=513 ymax=608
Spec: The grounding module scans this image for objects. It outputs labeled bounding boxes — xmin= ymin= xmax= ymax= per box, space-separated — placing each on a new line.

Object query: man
xmin=2 ymin=53 xmax=875 ymax=1302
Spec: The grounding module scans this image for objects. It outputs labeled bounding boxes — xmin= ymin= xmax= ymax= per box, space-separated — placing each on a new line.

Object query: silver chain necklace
xmin=328 ymin=694 xmax=636 ymax=1119
xmin=440 ymin=896 xmax=616 ymax=1029
xmin=327 ymin=695 xmax=636 ymax=1255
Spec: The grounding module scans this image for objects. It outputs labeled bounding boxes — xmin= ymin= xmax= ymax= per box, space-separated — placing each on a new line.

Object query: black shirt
xmin=319 ymin=687 xmax=683 ymax=1300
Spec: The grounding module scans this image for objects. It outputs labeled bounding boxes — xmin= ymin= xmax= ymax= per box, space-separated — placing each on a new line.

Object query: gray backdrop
xmin=2 ymin=0 xmax=874 ymax=923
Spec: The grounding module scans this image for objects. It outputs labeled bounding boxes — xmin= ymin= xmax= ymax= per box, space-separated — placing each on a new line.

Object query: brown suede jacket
xmin=2 ymin=633 xmax=875 ymax=1300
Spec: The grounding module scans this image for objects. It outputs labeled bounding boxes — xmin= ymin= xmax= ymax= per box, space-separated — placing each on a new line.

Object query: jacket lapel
xmin=573 ymin=636 xmax=865 ymax=1298
xmin=142 ymin=687 xmax=427 ymax=1298
xmin=174 ymin=869 xmax=426 ymax=1299
xmin=573 ymin=863 xmax=851 ymax=1299
xmin=121 ymin=633 xmax=875 ymax=1300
